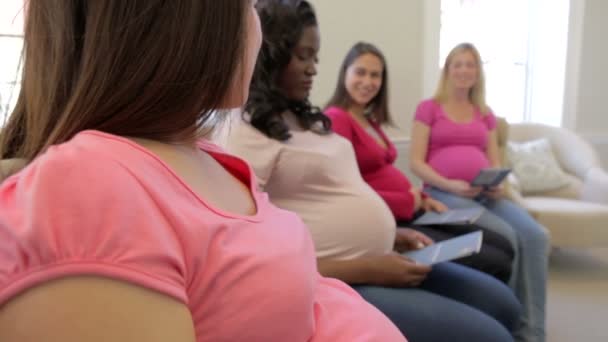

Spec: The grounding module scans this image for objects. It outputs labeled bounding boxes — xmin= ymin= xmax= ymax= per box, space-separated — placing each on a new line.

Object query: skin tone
xmin=0 ymin=2 xmax=262 ymax=341
xmin=344 ymin=53 xmax=384 ymax=135
xmin=410 ymin=49 xmax=503 ymax=199
xmin=343 ymin=53 xmax=447 ymax=213
xmin=278 ymin=26 xmax=320 ymax=102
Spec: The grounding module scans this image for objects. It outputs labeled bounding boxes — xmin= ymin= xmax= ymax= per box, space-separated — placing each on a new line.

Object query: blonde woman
xmin=410 ymin=42 xmax=549 ymax=342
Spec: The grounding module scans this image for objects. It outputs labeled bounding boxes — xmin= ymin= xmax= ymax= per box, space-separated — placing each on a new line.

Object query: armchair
xmin=497 ymin=121 xmax=608 ymax=247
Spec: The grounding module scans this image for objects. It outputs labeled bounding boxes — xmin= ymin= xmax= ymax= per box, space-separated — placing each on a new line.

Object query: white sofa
xmin=503 ymin=122 xmax=608 ymax=247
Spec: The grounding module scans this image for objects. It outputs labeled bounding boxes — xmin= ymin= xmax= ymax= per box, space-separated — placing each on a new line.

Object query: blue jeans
xmin=353 ymin=262 xmax=520 ymax=342
xmin=427 ymin=188 xmax=549 ymax=342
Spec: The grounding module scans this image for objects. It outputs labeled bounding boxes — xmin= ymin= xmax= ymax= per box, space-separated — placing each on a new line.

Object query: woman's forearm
xmin=316 ymin=257 xmax=372 ymax=285
xmin=411 ymin=160 xmax=452 ymax=191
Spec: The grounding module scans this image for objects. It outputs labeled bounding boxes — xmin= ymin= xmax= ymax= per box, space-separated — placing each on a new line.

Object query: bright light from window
xmin=439 ymin=0 xmax=569 ymax=126
xmin=0 ymin=1 xmax=24 ymax=125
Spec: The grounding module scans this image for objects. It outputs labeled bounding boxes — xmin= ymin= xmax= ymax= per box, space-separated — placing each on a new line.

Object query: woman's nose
xmin=306 ymin=63 xmax=317 ymax=76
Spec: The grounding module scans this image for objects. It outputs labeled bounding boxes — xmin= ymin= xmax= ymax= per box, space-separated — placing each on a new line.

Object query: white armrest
xmin=580 ymin=167 xmax=608 ymax=204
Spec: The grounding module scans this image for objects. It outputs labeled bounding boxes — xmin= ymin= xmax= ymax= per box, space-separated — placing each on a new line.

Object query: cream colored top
xmin=225 ymin=119 xmax=395 ymax=260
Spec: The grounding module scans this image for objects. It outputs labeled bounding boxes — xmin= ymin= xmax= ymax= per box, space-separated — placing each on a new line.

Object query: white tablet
xmin=403 ymin=231 xmax=483 ymax=265
xmin=471 ymin=168 xmax=511 ymax=188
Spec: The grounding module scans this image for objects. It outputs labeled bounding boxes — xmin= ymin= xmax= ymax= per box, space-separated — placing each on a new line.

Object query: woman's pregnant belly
xmin=428 ymin=145 xmax=491 ymax=182
xmin=272 ymin=185 xmax=396 ymax=260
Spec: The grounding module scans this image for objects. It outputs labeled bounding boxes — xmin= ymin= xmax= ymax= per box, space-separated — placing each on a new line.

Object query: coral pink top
xmin=326 ymin=106 xmax=419 ymax=221
xmin=414 ymin=99 xmax=496 ymax=183
xmin=0 ymin=131 xmax=404 ymax=342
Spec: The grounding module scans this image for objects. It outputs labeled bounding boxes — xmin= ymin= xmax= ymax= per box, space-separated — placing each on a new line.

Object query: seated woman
xmin=225 ymin=1 xmax=521 ymax=341
xmin=324 ymin=42 xmax=514 ymax=283
xmin=0 ymin=1 xmax=406 ymax=341
xmin=409 ymin=42 xmax=549 ymax=342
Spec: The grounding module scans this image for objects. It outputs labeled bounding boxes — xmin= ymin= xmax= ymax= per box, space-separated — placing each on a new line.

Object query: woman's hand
xmin=409 ymin=188 xmax=423 ymax=211
xmin=363 ymin=253 xmax=432 ymax=287
xmin=394 ymin=228 xmax=434 ymax=253
xmin=422 ymin=197 xmax=448 ymax=213
xmin=445 ymin=180 xmax=483 ymax=198
xmin=484 ymin=184 xmax=504 ymax=199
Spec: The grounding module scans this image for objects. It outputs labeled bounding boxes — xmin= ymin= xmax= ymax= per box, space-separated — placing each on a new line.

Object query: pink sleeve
xmin=413 ymin=100 xmax=437 ymax=126
xmin=0 ymin=148 xmax=188 ymax=306
xmin=483 ymin=111 xmax=497 ymax=130
xmin=325 ymin=107 xmax=354 ymax=142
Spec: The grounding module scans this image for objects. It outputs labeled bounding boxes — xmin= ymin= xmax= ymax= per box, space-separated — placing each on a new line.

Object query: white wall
xmin=571 ymin=0 xmax=608 ymax=167
xmin=308 ymin=0 xmax=424 ymax=139
xmin=309 ymin=0 xmax=608 ymax=168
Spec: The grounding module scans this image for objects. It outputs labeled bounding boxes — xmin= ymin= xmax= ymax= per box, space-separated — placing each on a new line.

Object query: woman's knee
xmin=494 ymin=200 xmax=550 ymax=247
xmin=429 ymin=262 xmax=521 ymax=328
xmin=530 ymin=224 xmax=550 ymax=247
xmin=514 ymin=220 xmax=550 ymax=252
xmin=353 ymin=285 xmax=515 ymax=341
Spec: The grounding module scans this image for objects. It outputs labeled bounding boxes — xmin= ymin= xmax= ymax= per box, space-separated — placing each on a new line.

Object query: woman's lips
xmin=302 ymin=80 xmax=313 ymax=90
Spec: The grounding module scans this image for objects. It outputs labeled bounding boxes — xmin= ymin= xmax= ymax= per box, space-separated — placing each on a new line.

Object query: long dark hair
xmin=1 ymin=0 xmax=249 ymax=160
xmin=325 ymin=42 xmax=392 ymax=124
xmin=246 ymin=0 xmax=330 ymax=141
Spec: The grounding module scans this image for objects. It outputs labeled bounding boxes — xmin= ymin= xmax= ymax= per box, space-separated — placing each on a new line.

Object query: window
xmin=440 ymin=0 xmax=570 ymax=126
xmin=0 ymin=1 xmax=24 ymax=125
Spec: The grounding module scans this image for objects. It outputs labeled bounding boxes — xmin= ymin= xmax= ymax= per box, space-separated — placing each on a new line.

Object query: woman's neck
xmin=348 ymin=103 xmax=367 ymax=120
xmin=446 ymin=87 xmax=471 ymax=105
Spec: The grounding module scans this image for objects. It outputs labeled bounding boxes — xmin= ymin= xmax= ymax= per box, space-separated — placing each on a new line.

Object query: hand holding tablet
xmin=403 ymin=231 xmax=483 ymax=265
xmin=471 ymin=168 xmax=511 ymax=188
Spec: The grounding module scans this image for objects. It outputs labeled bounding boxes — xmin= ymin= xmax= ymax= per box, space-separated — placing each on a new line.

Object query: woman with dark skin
xmin=226 ymin=1 xmax=521 ymax=341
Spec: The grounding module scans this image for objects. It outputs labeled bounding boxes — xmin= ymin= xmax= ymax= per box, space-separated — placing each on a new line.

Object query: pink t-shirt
xmin=414 ymin=99 xmax=496 ymax=183
xmin=0 ymin=131 xmax=405 ymax=342
xmin=326 ymin=106 xmax=418 ymax=221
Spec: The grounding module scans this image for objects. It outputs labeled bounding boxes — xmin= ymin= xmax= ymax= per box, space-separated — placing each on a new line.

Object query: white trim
xmin=562 ymin=0 xmax=586 ymax=130
xmin=390 ymin=136 xmax=411 ymax=145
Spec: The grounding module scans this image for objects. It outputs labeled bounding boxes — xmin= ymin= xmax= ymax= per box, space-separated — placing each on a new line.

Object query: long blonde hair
xmin=433 ymin=42 xmax=490 ymax=114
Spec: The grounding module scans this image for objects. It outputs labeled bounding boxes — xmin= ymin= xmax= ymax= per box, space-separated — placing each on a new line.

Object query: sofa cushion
xmin=507 ymin=138 xmax=570 ymax=194
xmin=524 ymin=173 xmax=582 ymax=199
xmin=523 ymin=197 xmax=608 ymax=247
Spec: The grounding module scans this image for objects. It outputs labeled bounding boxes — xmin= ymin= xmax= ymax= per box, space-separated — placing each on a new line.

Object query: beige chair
xmin=499 ymin=122 xmax=608 ymax=247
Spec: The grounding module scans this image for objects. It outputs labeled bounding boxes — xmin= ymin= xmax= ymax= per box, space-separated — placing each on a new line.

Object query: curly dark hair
xmin=246 ymin=0 xmax=331 ymax=141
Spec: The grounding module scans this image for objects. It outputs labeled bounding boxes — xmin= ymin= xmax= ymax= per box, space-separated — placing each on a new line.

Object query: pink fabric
xmin=326 ymin=106 xmax=417 ymax=220
xmin=0 ymin=131 xmax=405 ymax=342
xmin=414 ymin=99 xmax=497 ymax=183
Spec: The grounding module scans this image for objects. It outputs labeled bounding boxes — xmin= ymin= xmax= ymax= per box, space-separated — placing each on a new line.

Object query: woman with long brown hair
xmin=0 ymin=1 xmax=405 ymax=341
